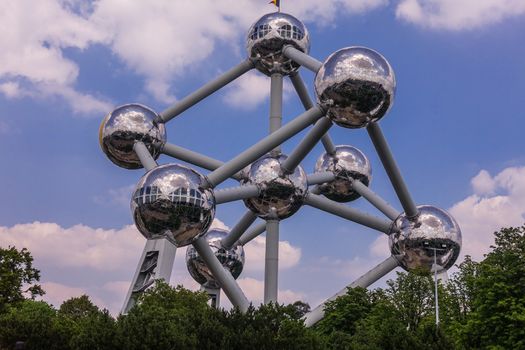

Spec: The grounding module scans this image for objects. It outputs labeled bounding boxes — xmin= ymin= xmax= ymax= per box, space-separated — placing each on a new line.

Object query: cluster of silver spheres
xmin=100 ymin=11 xmax=461 ymax=313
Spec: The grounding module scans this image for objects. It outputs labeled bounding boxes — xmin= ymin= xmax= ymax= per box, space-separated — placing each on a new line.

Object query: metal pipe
xmin=206 ymin=106 xmax=325 ymax=188
xmin=283 ymin=46 xmax=322 ymax=73
xmin=214 ymin=185 xmax=260 ymax=205
xmin=221 ymin=211 xmax=258 ymax=250
xmin=237 ymin=221 xmax=266 ymax=246
xmin=264 ymin=217 xmax=279 ymax=303
xmin=133 ymin=142 xmax=157 ymax=171
xmin=193 ymin=237 xmax=250 ymax=312
xmin=160 ymin=59 xmax=255 ymax=122
xmin=270 ymin=73 xmax=283 ymax=150
xmin=351 ymin=180 xmax=401 ymax=221
xmin=304 ymin=193 xmax=393 ymax=234
xmin=289 ymin=72 xmax=336 ymax=155
xmin=281 ymin=117 xmax=332 ymax=174
xmin=367 ymin=123 xmax=419 ymax=218
xmin=304 ymin=255 xmax=399 ymax=327
xmin=306 ymin=172 xmax=336 ymax=186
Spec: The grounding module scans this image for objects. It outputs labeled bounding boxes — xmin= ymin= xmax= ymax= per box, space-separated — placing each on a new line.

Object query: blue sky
xmin=1 ymin=0 xmax=525 ymax=313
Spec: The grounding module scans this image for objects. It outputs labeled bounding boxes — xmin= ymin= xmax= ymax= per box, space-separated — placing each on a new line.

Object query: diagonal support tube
xmin=304 ymin=193 xmax=393 ymax=234
xmin=214 ymin=185 xmax=260 ymax=205
xmin=206 ymin=106 xmax=325 ymax=188
xmin=221 ymin=211 xmax=258 ymax=250
xmin=304 ymin=255 xmax=399 ymax=327
xmin=134 ymin=141 xmax=158 ymax=171
xmin=367 ymin=123 xmax=419 ymax=218
xmin=264 ymin=217 xmax=279 ymax=303
xmin=193 ymin=237 xmax=250 ymax=312
xmin=307 ymin=172 xmax=336 ymax=186
xmin=351 ymin=180 xmax=401 ymax=221
xmin=160 ymin=59 xmax=255 ymax=122
xmin=160 ymin=142 xmax=242 ymax=181
xmin=281 ymin=117 xmax=333 ymax=174
xmin=283 ymin=46 xmax=323 ymax=73
xmin=237 ymin=221 xmax=267 ymax=246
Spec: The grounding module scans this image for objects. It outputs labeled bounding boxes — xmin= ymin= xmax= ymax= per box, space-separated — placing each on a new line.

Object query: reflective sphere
xmin=185 ymin=229 xmax=245 ymax=289
xmin=243 ymin=154 xmax=307 ymax=220
xmin=131 ymin=164 xmax=215 ymax=247
xmin=389 ymin=205 xmax=462 ymax=273
xmin=99 ymin=104 xmax=166 ymax=169
xmin=315 ymin=47 xmax=395 ymax=128
xmin=246 ymin=12 xmax=310 ymax=76
xmin=315 ymin=145 xmax=372 ymax=202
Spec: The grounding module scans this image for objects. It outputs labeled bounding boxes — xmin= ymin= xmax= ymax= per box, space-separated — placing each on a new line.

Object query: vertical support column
xmin=264 ymin=216 xmax=280 ymax=303
xmin=201 ymin=285 xmax=221 ymax=309
xmin=121 ymin=238 xmax=177 ymax=314
xmin=270 ymin=73 xmax=283 ymax=154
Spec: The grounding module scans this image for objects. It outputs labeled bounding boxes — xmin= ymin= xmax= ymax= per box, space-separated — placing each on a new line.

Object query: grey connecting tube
xmin=237 ymin=221 xmax=267 ymax=246
xmin=221 ymin=211 xmax=258 ymax=250
xmin=206 ymin=106 xmax=325 ymax=188
xmin=304 ymin=193 xmax=393 ymax=234
xmin=351 ymin=180 xmax=401 ymax=221
xmin=264 ymin=218 xmax=279 ymax=303
xmin=193 ymin=237 xmax=250 ymax=312
xmin=283 ymin=46 xmax=323 ymax=73
xmin=214 ymin=185 xmax=260 ymax=205
xmin=281 ymin=117 xmax=333 ymax=174
xmin=289 ymin=72 xmax=336 ymax=155
xmin=160 ymin=59 xmax=255 ymax=122
xmin=306 ymin=172 xmax=336 ymax=186
xmin=366 ymin=123 xmax=419 ymax=219
xmin=304 ymin=255 xmax=399 ymax=327
xmin=160 ymin=142 xmax=242 ymax=181
xmin=133 ymin=142 xmax=158 ymax=171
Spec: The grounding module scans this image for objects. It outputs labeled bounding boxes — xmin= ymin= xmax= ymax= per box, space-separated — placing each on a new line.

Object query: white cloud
xmin=238 ymin=277 xmax=305 ymax=305
xmin=243 ymin=236 xmax=301 ymax=272
xmin=396 ymin=0 xmax=525 ymax=30
xmin=449 ymin=166 xmax=525 ymax=262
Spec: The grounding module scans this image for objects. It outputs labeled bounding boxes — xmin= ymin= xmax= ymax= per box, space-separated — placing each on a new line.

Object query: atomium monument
xmin=100 ymin=11 xmax=462 ymax=325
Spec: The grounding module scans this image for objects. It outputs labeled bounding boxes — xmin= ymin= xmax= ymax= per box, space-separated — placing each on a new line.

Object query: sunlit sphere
xmin=243 ymin=154 xmax=307 ymax=220
xmin=389 ymin=205 xmax=462 ymax=273
xmin=99 ymin=104 xmax=166 ymax=169
xmin=246 ymin=12 xmax=310 ymax=76
xmin=314 ymin=145 xmax=372 ymax=202
xmin=185 ymin=229 xmax=245 ymax=289
xmin=315 ymin=47 xmax=395 ymax=128
xmin=131 ymin=164 xmax=215 ymax=247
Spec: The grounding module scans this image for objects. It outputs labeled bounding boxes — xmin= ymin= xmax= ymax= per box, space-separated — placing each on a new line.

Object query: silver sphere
xmin=389 ymin=205 xmax=462 ymax=273
xmin=246 ymin=12 xmax=310 ymax=76
xmin=315 ymin=47 xmax=395 ymax=128
xmin=243 ymin=154 xmax=307 ymax=220
xmin=315 ymin=145 xmax=372 ymax=202
xmin=99 ymin=104 xmax=166 ymax=169
xmin=131 ymin=164 xmax=215 ymax=247
xmin=185 ymin=228 xmax=245 ymax=289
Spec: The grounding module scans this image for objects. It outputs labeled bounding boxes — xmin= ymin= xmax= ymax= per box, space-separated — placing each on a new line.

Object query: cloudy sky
xmin=1 ymin=0 xmax=525 ymax=314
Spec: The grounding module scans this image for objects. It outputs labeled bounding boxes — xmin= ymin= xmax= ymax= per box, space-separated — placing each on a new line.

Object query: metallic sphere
xmin=389 ymin=205 xmax=462 ymax=273
xmin=314 ymin=47 xmax=395 ymax=128
xmin=243 ymin=154 xmax=308 ymax=220
xmin=131 ymin=164 xmax=215 ymax=247
xmin=246 ymin=12 xmax=310 ymax=76
xmin=185 ymin=228 xmax=245 ymax=289
xmin=99 ymin=104 xmax=166 ymax=169
xmin=315 ymin=145 xmax=372 ymax=202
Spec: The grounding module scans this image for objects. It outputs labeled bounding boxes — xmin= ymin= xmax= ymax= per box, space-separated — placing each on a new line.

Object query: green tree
xmin=458 ymin=226 xmax=525 ymax=349
xmin=0 ymin=246 xmax=44 ymax=312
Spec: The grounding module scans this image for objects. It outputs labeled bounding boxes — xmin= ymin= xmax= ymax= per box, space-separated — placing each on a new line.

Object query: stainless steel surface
xmin=282 ymin=45 xmax=322 ymax=72
xmin=100 ymin=104 xmax=166 ymax=169
xmin=389 ymin=205 xmax=462 ymax=273
xmin=315 ymin=145 xmax=372 ymax=202
xmin=247 ymin=12 xmax=310 ymax=76
xmin=186 ymin=228 xmax=245 ymax=289
xmin=315 ymin=47 xmax=395 ymax=128
xmin=131 ymin=164 xmax=215 ymax=247
xmin=242 ymin=154 xmax=308 ymax=220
